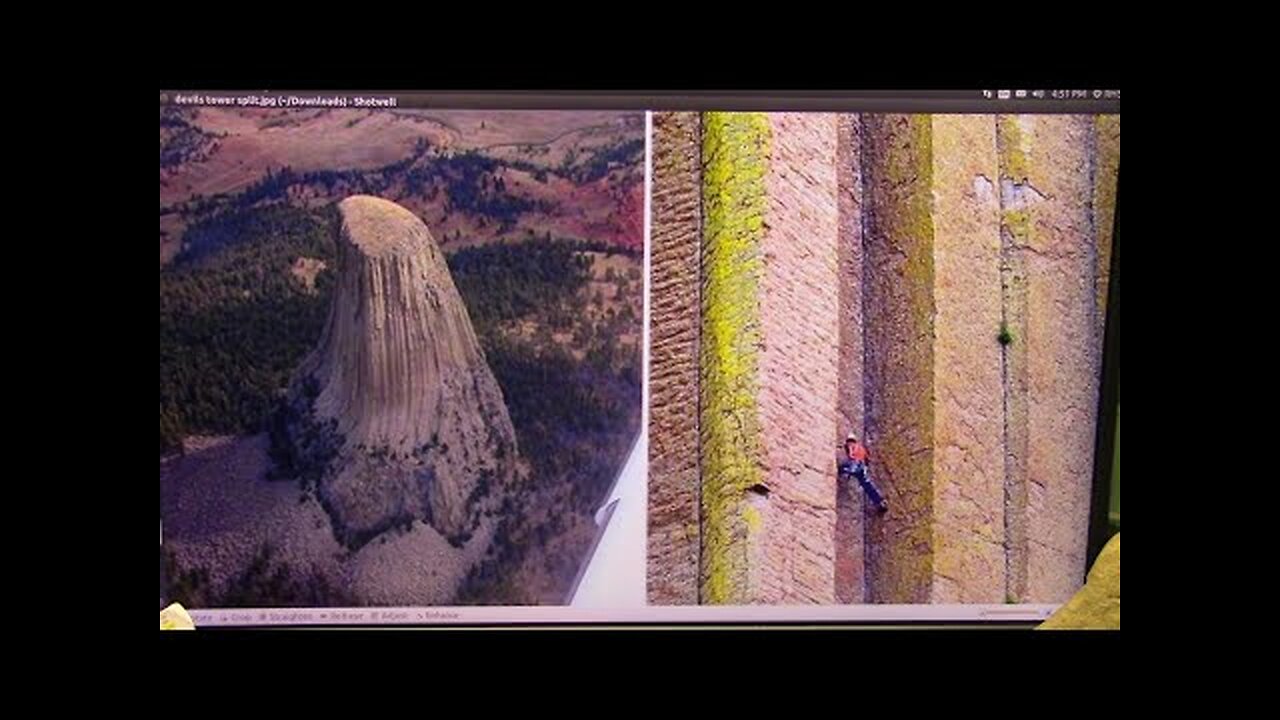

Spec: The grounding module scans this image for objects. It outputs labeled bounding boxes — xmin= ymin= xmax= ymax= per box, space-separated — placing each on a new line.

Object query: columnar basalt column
xmin=698 ymin=112 xmax=770 ymax=604
xmin=998 ymin=115 xmax=1101 ymax=602
xmin=647 ymin=112 xmax=704 ymax=604
xmin=928 ymin=115 xmax=1006 ymax=603
xmin=755 ymin=112 xmax=842 ymax=604
xmin=862 ymin=115 xmax=1006 ymax=603
xmin=834 ymin=114 xmax=867 ymax=604
xmin=696 ymin=112 xmax=842 ymax=605
xmin=862 ymin=114 xmax=938 ymax=603
xmin=1094 ymin=115 xmax=1121 ymax=343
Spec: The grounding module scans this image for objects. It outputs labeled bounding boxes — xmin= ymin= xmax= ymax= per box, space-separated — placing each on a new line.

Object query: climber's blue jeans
xmin=841 ymin=461 xmax=886 ymax=507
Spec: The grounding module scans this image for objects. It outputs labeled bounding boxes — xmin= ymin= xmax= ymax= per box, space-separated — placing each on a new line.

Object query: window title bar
xmin=160 ymin=90 xmax=1120 ymax=114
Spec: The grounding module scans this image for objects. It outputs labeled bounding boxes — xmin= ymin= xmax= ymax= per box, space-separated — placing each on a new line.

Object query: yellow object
xmin=160 ymin=603 xmax=196 ymax=630
xmin=699 ymin=112 xmax=770 ymax=604
xmin=1038 ymin=534 xmax=1120 ymax=629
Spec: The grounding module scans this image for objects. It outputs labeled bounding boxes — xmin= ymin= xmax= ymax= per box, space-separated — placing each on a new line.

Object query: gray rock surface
xmin=280 ymin=195 xmax=517 ymax=548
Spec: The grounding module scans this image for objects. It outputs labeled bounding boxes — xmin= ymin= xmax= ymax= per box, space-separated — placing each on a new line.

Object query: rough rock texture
xmin=161 ymin=432 xmax=496 ymax=606
xmin=754 ymin=113 xmax=841 ymax=604
xmin=862 ymin=114 xmax=938 ymax=603
xmin=1038 ymin=533 xmax=1119 ymax=629
xmin=998 ymin=116 xmax=1100 ymax=602
xmin=834 ymin=114 xmax=866 ymax=604
xmin=348 ymin=514 xmax=494 ymax=605
xmin=647 ymin=112 xmax=703 ymax=605
xmin=860 ymin=115 xmax=1012 ymax=603
xmin=161 ymin=435 xmax=347 ymax=600
xmin=1094 ymin=115 xmax=1121 ymax=344
xmin=929 ymin=115 xmax=1006 ymax=602
xmin=278 ymin=195 xmax=517 ymax=548
xmin=699 ymin=112 xmax=769 ymax=604
xmin=998 ymin=115 xmax=1031 ymax=602
xmin=649 ymin=113 xmax=1118 ymax=606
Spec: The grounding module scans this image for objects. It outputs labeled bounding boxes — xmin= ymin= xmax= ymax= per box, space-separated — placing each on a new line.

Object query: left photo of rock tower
xmin=160 ymin=107 xmax=644 ymax=606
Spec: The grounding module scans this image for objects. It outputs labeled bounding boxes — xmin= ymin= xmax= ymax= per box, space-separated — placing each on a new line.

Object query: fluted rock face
xmin=756 ymin=112 xmax=841 ymax=604
xmin=649 ymin=113 xmax=1118 ymax=606
xmin=278 ymin=195 xmax=516 ymax=548
xmin=647 ymin=112 xmax=703 ymax=605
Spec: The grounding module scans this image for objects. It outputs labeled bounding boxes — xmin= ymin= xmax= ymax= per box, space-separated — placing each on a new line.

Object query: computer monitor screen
xmin=160 ymin=97 xmax=644 ymax=618
xmin=159 ymin=89 xmax=1119 ymax=627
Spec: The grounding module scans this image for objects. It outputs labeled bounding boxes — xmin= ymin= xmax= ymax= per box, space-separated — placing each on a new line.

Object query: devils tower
xmin=272 ymin=195 xmax=518 ymax=549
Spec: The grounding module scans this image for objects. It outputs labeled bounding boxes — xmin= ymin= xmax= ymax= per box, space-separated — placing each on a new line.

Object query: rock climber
xmin=839 ymin=432 xmax=889 ymax=514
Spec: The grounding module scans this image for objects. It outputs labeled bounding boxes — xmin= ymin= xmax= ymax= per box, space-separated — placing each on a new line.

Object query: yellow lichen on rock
xmin=699 ymin=112 xmax=770 ymax=604
xmin=861 ymin=114 xmax=937 ymax=603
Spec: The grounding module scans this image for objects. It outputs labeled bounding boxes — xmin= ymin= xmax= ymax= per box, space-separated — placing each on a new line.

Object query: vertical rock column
xmin=862 ymin=115 xmax=1006 ymax=603
xmin=999 ymin=116 xmax=1031 ymax=603
xmin=1094 ymin=115 xmax=1121 ymax=343
xmin=699 ymin=112 xmax=769 ymax=604
xmin=998 ymin=115 xmax=1100 ymax=602
xmin=647 ymin=112 xmax=704 ymax=605
xmin=862 ymin=115 xmax=938 ymax=603
xmin=755 ymin=113 xmax=841 ymax=604
xmin=928 ymin=116 xmax=1006 ymax=603
xmin=697 ymin=112 xmax=842 ymax=605
xmin=834 ymin=114 xmax=866 ymax=604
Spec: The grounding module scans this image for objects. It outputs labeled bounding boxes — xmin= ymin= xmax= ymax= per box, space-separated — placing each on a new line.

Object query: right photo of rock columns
xmin=647 ymin=112 xmax=1120 ymax=605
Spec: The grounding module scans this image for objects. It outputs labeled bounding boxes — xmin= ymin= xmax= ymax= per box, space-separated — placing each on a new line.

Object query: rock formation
xmin=273 ymin=195 xmax=517 ymax=549
xmin=646 ymin=112 xmax=703 ymax=604
xmin=648 ymin=113 xmax=1120 ymax=605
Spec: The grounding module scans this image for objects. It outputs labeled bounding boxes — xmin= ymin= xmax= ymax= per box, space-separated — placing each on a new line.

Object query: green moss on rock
xmin=997 ymin=116 xmax=1030 ymax=182
xmin=699 ymin=112 xmax=770 ymax=604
